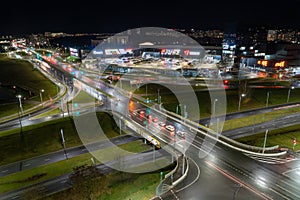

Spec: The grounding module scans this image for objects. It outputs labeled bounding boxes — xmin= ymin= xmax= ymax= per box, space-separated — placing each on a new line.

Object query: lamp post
xmin=262 ymin=129 xmax=268 ymax=154
xmin=183 ymin=105 xmax=187 ymax=118
xmin=176 ymin=104 xmax=181 ymax=115
xmin=40 ymin=89 xmax=44 ymax=107
xmin=238 ymin=93 xmax=246 ymax=111
xmin=60 ymin=129 xmax=68 ymax=159
xmin=16 ymin=95 xmax=24 ymax=115
xmin=266 ymin=91 xmax=270 ymax=107
xmin=145 ymin=84 xmax=148 ymax=98
xmin=287 ymin=86 xmax=295 ymax=103
xmin=212 ymin=99 xmax=218 ymax=129
xmin=213 ymin=99 xmax=218 ymax=116
xmin=16 ymin=95 xmax=24 ymax=139
xmin=119 ymin=116 xmax=123 ymax=135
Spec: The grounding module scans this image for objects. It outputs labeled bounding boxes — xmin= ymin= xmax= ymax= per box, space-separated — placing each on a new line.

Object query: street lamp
xmin=176 ymin=104 xmax=181 ymax=115
xmin=40 ymin=89 xmax=44 ymax=107
xmin=16 ymin=95 xmax=24 ymax=139
xmin=183 ymin=105 xmax=187 ymax=118
xmin=238 ymin=93 xmax=246 ymax=111
xmin=119 ymin=116 xmax=123 ymax=135
xmin=60 ymin=129 xmax=68 ymax=159
xmin=266 ymin=91 xmax=270 ymax=107
xmin=262 ymin=129 xmax=269 ymax=154
xmin=16 ymin=94 xmax=24 ymax=115
xmin=287 ymin=86 xmax=295 ymax=103
xmin=213 ymin=99 xmax=218 ymax=116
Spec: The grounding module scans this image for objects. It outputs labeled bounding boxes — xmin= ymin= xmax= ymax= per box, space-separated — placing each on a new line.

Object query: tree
xmin=68 ymin=165 xmax=111 ymax=199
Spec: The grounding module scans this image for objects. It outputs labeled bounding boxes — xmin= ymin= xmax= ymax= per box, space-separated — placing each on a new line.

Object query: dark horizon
xmin=1 ymin=0 xmax=299 ymax=35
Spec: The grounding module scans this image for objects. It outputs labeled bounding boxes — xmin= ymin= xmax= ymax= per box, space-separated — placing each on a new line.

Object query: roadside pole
xmin=60 ymin=129 xmax=68 ymax=159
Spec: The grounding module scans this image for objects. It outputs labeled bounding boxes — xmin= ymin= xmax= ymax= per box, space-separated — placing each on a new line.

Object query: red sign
xmin=184 ymin=49 xmax=190 ymax=56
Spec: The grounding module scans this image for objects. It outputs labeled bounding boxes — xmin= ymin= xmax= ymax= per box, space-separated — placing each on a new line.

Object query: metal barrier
xmin=156 ymin=155 xmax=189 ymax=196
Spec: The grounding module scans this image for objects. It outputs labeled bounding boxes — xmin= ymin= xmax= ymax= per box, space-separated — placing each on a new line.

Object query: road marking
xmin=60 ymin=180 xmax=67 ymax=184
xmin=24 ymin=163 xmax=31 ymax=167
xmin=269 ymin=187 xmax=290 ymax=200
xmin=282 ymin=167 xmax=300 ymax=176
xmin=44 ymin=158 xmax=50 ymax=161
xmin=205 ymin=160 xmax=272 ymax=200
xmin=176 ymin=157 xmax=200 ymax=193
xmin=275 ymin=183 xmax=300 ymax=199
xmin=281 ymin=180 xmax=300 ymax=191
xmin=1 ymin=170 xmax=8 ymax=173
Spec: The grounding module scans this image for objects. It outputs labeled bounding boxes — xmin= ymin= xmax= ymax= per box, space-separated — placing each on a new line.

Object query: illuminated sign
xmin=190 ymin=51 xmax=200 ymax=56
xmin=161 ymin=49 xmax=181 ymax=55
xmin=184 ymin=49 xmax=190 ymax=56
xmin=222 ymin=44 xmax=229 ymax=49
xmin=254 ymin=53 xmax=265 ymax=57
xmin=172 ymin=49 xmax=180 ymax=55
xmin=125 ymin=48 xmax=133 ymax=53
xmin=257 ymin=60 xmax=268 ymax=67
xmin=93 ymin=50 xmax=103 ymax=55
xmin=274 ymin=61 xmax=285 ymax=68
xmin=105 ymin=49 xmax=120 ymax=55
xmin=222 ymin=50 xmax=234 ymax=54
xmin=70 ymin=47 xmax=79 ymax=57
xmin=229 ymin=45 xmax=236 ymax=50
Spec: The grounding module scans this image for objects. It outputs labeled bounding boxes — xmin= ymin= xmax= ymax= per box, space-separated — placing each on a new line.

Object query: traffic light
xmin=223 ymin=79 xmax=229 ymax=85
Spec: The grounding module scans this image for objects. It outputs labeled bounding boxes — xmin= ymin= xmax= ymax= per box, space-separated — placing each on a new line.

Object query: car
xmin=165 ymin=125 xmax=175 ymax=132
xmin=158 ymin=122 xmax=166 ymax=127
xmin=176 ymin=130 xmax=186 ymax=139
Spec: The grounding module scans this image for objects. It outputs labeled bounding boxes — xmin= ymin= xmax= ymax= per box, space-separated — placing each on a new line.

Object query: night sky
xmin=1 ymin=0 xmax=300 ymax=35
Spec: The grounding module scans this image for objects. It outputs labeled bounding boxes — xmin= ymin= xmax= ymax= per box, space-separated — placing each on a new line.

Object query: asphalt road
xmin=2 ymin=55 xmax=300 ymax=199
xmin=0 ymin=134 xmax=138 ymax=177
xmin=0 ymin=148 xmax=171 ymax=200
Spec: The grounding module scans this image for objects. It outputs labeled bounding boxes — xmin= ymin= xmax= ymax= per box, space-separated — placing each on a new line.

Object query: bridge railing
xmin=156 ymin=155 xmax=188 ymax=197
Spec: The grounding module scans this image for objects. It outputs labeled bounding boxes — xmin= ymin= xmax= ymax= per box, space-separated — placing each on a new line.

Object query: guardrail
xmin=156 ymin=155 xmax=189 ymax=197
xmin=128 ymin=94 xmax=287 ymax=157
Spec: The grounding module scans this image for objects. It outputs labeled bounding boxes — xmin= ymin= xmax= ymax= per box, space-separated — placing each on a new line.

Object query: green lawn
xmin=237 ymin=124 xmax=300 ymax=151
xmin=223 ymin=106 xmax=300 ymax=131
xmin=0 ymin=55 xmax=58 ymax=118
xmin=0 ymin=112 xmax=119 ymax=166
xmin=0 ymin=140 xmax=152 ymax=195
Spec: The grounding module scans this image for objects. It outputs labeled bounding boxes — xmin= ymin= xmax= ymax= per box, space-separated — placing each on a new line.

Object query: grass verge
xmin=0 ymin=140 xmax=152 ymax=194
xmin=237 ymin=124 xmax=300 ymax=151
xmin=0 ymin=112 xmax=119 ymax=166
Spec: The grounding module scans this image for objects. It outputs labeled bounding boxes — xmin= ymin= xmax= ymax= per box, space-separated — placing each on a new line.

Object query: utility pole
xmin=60 ymin=129 xmax=68 ymax=159
xmin=262 ymin=129 xmax=268 ymax=154
xmin=266 ymin=91 xmax=270 ymax=107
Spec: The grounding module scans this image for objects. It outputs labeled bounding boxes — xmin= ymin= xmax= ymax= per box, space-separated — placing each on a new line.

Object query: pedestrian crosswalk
xmin=244 ymin=153 xmax=296 ymax=164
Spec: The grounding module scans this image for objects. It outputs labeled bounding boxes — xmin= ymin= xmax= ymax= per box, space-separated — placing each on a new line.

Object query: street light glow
xmin=40 ymin=89 xmax=45 ymax=107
